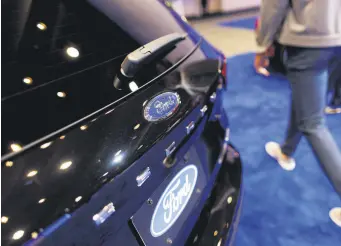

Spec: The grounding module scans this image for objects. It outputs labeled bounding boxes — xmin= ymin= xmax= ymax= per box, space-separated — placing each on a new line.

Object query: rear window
xmin=3 ymin=0 xmax=137 ymax=99
xmin=1 ymin=0 xmax=200 ymax=155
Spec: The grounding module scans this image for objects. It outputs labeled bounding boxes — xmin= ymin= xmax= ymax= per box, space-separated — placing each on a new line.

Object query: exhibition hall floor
xmin=191 ymin=12 xmax=259 ymax=57
xmin=191 ymin=14 xmax=341 ymax=246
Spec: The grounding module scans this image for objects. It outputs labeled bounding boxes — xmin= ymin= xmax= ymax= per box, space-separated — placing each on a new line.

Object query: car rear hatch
xmin=1 ymin=1 xmax=233 ymax=245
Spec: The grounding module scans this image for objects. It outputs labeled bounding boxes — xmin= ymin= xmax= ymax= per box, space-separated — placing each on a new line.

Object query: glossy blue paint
xmin=2 ymin=1 xmax=242 ymax=245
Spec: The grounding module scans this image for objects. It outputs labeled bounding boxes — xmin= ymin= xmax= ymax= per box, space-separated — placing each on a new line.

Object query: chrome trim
xmin=224 ymin=128 xmax=230 ymax=143
xmin=210 ymin=92 xmax=216 ymax=102
xmin=136 ymin=167 xmax=151 ymax=187
xmin=186 ymin=121 xmax=195 ymax=135
xmin=165 ymin=142 xmax=176 ymax=157
xmin=92 ymin=202 xmax=116 ymax=226
xmin=200 ymin=105 xmax=208 ymax=116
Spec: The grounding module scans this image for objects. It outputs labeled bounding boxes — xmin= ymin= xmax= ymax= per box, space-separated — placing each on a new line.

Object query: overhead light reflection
xmin=133 ymin=124 xmax=140 ymax=130
xmin=1 ymin=216 xmax=9 ymax=224
xmin=60 ymin=161 xmax=72 ymax=170
xmin=80 ymin=125 xmax=88 ymax=131
xmin=36 ymin=22 xmax=47 ymax=30
xmin=115 ymin=150 xmax=121 ymax=157
xmin=10 ymin=143 xmax=22 ymax=152
xmin=23 ymin=77 xmax=33 ymax=85
xmin=38 ymin=198 xmax=46 ymax=204
xmin=181 ymin=16 xmax=188 ymax=22
xmin=113 ymin=155 xmax=123 ymax=163
xmin=59 ymin=135 xmax=65 ymax=140
xmin=75 ymin=196 xmax=82 ymax=202
xmin=105 ymin=109 xmax=114 ymax=115
xmin=129 ymin=82 xmax=139 ymax=92
xmin=113 ymin=150 xmax=124 ymax=163
xmin=27 ymin=170 xmax=38 ymax=177
xmin=57 ymin=91 xmax=66 ymax=98
xmin=40 ymin=142 xmax=52 ymax=149
xmin=31 ymin=232 xmax=38 ymax=239
xmin=66 ymin=47 xmax=79 ymax=58
xmin=5 ymin=161 xmax=13 ymax=167
xmin=12 ymin=230 xmax=25 ymax=240
xmin=217 ymin=238 xmax=222 ymax=246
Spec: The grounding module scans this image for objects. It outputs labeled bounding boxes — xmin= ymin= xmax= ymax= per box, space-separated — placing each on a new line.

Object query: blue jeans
xmin=328 ymin=57 xmax=341 ymax=106
xmin=280 ymin=46 xmax=341 ymax=196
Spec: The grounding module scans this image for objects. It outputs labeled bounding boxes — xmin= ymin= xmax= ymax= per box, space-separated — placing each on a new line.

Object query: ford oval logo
xmin=144 ymin=92 xmax=181 ymax=122
xmin=150 ymin=165 xmax=198 ymax=237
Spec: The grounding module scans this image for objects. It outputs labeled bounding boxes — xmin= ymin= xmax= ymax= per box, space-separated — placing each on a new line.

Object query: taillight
xmin=255 ymin=18 xmax=260 ymax=29
xmin=220 ymin=56 xmax=227 ymax=86
xmin=221 ymin=58 xmax=227 ymax=78
xmin=255 ymin=18 xmax=260 ymax=33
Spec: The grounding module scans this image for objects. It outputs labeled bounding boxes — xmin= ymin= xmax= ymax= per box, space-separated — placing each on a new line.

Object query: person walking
xmin=201 ymin=0 xmax=208 ymax=16
xmin=254 ymin=0 xmax=341 ymax=226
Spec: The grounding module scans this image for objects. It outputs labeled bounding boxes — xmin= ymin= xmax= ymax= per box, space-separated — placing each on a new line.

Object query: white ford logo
xmin=150 ymin=165 xmax=198 ymax=237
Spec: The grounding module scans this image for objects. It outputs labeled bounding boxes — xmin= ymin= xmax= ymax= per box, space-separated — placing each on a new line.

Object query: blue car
xmin=1 ymin=0 xmax=243 ymax=245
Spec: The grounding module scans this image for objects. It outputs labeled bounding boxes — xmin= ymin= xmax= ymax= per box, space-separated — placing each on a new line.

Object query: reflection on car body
xmin=1 ymin=0 xmax=243 ymax=246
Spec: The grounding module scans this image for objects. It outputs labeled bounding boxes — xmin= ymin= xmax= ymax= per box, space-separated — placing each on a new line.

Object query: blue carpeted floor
xmin=222 ymin=53 xmax=341 ymax=246
xmin=219 ymin=17 xmax=257 ymax=30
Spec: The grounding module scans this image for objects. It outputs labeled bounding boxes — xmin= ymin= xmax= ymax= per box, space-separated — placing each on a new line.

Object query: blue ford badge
xmin=150 ymin=165 xmax=198 ymax=237
xmin=144 ymin=92 xmax=181 ymax=122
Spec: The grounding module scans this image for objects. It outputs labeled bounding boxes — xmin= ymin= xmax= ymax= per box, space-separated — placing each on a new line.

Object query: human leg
xmin=281 ymin=99 xmax=302 ymax=156
xmin=265 ymin=96 xmax=301 ymax=171
xmin=201 ymin=0 xmax=208 ymax=15
xmin=285 ymin=47 xmax=341 ymax=196
xmin=326 ymin=55 xmax=341 ymax=113
xmin=331 ymin=77 xmax=341 ymax=106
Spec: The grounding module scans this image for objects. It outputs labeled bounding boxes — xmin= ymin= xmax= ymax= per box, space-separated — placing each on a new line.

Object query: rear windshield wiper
xmin=114 ymin=32 xmax=187 ymax=89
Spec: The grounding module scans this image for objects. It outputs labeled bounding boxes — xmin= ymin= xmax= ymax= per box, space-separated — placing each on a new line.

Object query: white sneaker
xmin=329 ymin=207 xmax=341 ymax=227
xmin=325 ymin=106 xmax=341 ymax=114
xmin=265 ymin=141 xmax=296 ymax=171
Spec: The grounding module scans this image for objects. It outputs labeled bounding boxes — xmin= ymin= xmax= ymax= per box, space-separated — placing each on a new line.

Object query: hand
xmin=254 ymin=45 xmax=275 ymax=76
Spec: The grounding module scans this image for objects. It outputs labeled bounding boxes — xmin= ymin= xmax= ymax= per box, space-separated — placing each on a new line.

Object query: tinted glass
xmin=1 ymin=0 xmax=198 ymax=155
